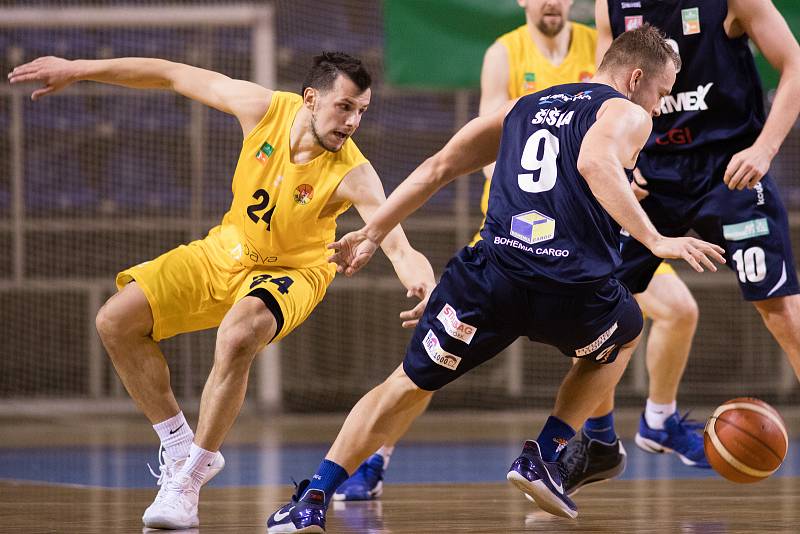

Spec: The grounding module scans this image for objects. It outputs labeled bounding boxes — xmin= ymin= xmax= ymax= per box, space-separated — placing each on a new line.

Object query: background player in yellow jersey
xmin=8 ymin=52 xmax=435 ymax=530
xmin=335 ymin=0 xmax=703 ymax=502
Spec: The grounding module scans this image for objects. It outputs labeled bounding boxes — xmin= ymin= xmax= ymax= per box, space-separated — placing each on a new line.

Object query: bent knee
xmin=216 ymin=316 xmax=275 ymax=364
xmin=668 ymin=296 xmax=699 ymax=326
xmin=96 ymin=286 xmax=153 ymax=341
xmin=647 ymin=293 xmax=698 ymax=328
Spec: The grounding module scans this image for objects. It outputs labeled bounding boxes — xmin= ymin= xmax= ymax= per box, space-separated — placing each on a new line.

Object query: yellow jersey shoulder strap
xmin=244 ymin=91 xmax=303 ymax=144
xmin=497 ymin=23 xmax=598 ymax=99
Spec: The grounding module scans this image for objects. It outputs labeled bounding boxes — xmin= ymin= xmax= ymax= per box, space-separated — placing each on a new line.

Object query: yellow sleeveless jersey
xmin=216 ymin=91 xmax=368 ymax=269
xmin=472 ymin=22 xmax=597 ymax=244
xmin=501 ymin=22 xmax=596 ymax=100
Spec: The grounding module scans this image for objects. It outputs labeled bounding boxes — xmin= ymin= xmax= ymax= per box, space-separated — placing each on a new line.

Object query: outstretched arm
xmin=578 ymin=98 xmax=726 ymax=272
xmin=332 ymin=162 xmax=436 ymax=327
xmin=723 ymin=0 xmax=800 ymax=189
xmin=478 ymin=41 xmax=511 ymax=181
xmin=7 ymin=56 xmax=270 ymax=135
xmin=328 ymin=103 xmax=511 ymax=275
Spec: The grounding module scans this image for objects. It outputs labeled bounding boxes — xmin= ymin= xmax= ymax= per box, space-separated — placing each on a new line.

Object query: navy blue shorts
xmin=403 ymin=242 xmax=644 ymax=391
xmin=618 ymin=144 xmax=799 ymax=301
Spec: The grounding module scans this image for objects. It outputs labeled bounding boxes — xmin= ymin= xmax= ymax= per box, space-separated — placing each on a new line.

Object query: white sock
xmin=180 ymin=443 xmax=217 ymax=492
xmin=645 ymin=399 xmax=677 ymax=430
xmin=376 ymin=445 xmax=394 ymax=469
xmin=153 ymin=412 xmax=194 ymax=461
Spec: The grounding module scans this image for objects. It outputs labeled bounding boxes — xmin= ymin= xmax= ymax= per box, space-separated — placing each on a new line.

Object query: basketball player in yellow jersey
xmin=9 ymin=52 xmax=435 ymax=529
xmin=335 ymin=0 xmax=700 ymax=502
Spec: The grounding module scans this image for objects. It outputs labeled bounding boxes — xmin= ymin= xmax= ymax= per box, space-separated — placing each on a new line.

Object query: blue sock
xmin=536 ymin=415 xmax=576 ymax=462
xmin=306 ymin=459 xmax=350 ymax=505
xmin=583 ymin=411 xmax=617 ymax=444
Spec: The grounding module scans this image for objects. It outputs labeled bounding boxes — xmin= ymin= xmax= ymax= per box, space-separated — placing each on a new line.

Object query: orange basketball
xmin=703 ymin=397 xmax=788 ymax=483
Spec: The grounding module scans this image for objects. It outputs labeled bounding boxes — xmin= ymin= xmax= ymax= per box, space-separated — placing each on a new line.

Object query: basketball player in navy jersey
xmin=265 ymin=26 xmax=725 ymax=531
xmin=560 ymin=0 xmax=800 ymax=491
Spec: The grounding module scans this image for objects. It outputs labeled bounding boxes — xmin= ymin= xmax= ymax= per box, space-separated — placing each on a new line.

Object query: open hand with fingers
xmin=399 ymin=283 xmax=433 ymax=328
xmin=327 ymin=230 xmax=380 ymax=276
xmin=723 ymin=144 xmax=772 ymax=191
xmin=7 ymin=56 xmax=77 ymax=100
xmin=650 ymin=236 xmax=726 ymax=272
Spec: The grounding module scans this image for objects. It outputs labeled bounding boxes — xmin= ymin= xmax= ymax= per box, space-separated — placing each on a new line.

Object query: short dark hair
xmin=301 ymin=52 xmax=372 ymax=94
xmin=598 ymin=24 xmax=681 ymax=76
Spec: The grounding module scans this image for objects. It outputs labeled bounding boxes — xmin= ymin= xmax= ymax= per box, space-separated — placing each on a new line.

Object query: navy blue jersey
xmin=608 ymin=0 xmax=765 ymax=152
xmin=481 ymin=83 xmax=627 ymax=292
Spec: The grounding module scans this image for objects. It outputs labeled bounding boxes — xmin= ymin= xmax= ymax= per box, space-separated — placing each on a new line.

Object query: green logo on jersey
xmin=523 ymin=72 xmax=537 ymax=91
xmin=255 ymin=142 xmax=274 ymax=164
xmin=681 ymin=7 xmax=701 ymax=35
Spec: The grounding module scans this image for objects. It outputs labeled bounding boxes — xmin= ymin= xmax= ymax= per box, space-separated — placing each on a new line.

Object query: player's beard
xmin=311 ymin=112 xmax=342 ymax=153
xmin=537 ymin=14 xmax=565 ymax=37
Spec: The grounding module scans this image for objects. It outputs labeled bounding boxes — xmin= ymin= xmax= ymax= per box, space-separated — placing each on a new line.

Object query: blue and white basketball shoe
xmin=267 ymin=479 xmax=326 ymax=533
xmin=506 ymin=440 xmax=578 ymax=519
xmin=333 ymin=453 xmax=384 ymax=501
xmin=635 ymin=412 xmax=711 ymax=468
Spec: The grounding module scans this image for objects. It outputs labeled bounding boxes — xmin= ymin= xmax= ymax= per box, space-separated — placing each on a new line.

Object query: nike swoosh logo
xmin=542 ymin=465 xmax=564 ymax=494
xmin=169 ymin=423 xmax=185 ymax=435
xmin=273 ymin=507 xmax=293 ymax=522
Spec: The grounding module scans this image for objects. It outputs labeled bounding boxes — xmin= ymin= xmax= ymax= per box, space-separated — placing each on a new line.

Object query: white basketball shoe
xmin=142 ymin=446 xmax=225 ymax=529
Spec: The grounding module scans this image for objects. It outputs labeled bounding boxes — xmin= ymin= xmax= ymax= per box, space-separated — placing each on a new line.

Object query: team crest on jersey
xmin=624 ymin=15 xmax=643 ymax=31
xmin=523 ymin=72 xmax=536 ymax=92
xmin=255 ymin=141 xmax=274 ymax=165
xmin=510 ymin=210 xmax=555 ymax=245
xmin=681 ymin=8 xmax=701 ymax=35
xmin=294 ymin=184 xmax=314 ymax=205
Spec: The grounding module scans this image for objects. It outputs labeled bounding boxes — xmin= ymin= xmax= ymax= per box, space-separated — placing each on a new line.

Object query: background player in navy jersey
xmin=266 ymin=26 xmax=725 ymax=531
xmin=561 ymin=0 xmax=800 ymax=491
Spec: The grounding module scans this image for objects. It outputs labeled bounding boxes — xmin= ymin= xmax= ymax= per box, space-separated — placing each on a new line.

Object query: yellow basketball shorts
xmin=653 ymin=261 xmax=675 ymax=277
xmin=116 ymin=233 xmax=334 ymax=343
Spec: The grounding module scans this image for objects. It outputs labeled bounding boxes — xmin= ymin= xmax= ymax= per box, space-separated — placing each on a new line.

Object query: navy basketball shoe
xmin=267 ymin=479 xmax=326 ymax=533
xmin=506 ymin=440 xmax=578 ymax=519
xmin=560 ymin=430 xmax=627 ymax=496
xmin=635 ymin=412 xmax=710 ymax=468
xmin=333 ymin=453 xmax=384 ymax=501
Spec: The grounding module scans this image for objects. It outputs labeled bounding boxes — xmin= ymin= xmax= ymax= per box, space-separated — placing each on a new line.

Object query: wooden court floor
xmin=2 ymin=477 xmax=799 ymax=533
xmin=2 ymin=410 xmax=800 ymax=533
